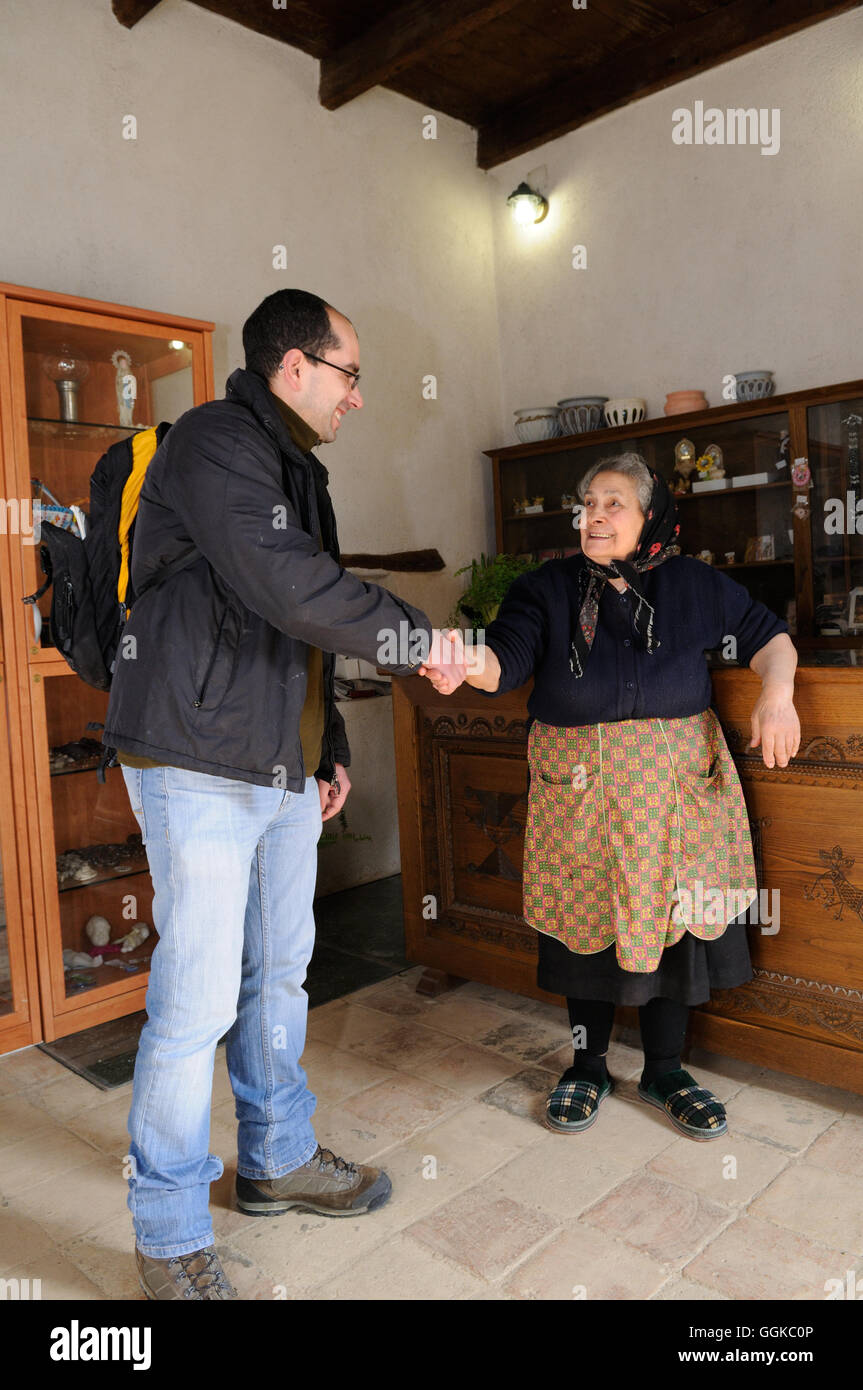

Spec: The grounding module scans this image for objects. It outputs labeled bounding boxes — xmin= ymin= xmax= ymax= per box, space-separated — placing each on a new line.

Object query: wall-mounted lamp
xmin=506 ymin=181 xmax=549 ymax=225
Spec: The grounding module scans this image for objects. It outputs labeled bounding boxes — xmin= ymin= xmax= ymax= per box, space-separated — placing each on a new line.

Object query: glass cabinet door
xmin=4 ymin=301 xmax=205 ymax=1016
xmin=650 ymin=411 xmax=794 ymax=618
xmin=0 ymin=654 xmax=37 ymax=1039
xmin=10 ymin=307 xmax=199 ymax=655
xmin=0 ymin=668 xmax=20 ymax=1018
xmin=807 ymin=394 xmax=863 ymax=662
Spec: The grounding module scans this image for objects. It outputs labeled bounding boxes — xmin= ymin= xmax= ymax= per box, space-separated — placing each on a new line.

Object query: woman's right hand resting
xmin=418 ymin=629 xmax=501 ymax=694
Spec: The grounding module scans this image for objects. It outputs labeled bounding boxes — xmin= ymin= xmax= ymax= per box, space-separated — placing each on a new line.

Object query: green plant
xmin=446 ymin=551 xmax=545 ymax=631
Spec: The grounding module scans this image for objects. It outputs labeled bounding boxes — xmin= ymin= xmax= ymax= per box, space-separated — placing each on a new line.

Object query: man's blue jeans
xmin=120 ymin=764 xmax=322 ymax=1259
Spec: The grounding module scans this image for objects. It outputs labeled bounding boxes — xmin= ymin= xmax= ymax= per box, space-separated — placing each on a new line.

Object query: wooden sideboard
xmin=392 ymin=667 xmax=863 ymax=1094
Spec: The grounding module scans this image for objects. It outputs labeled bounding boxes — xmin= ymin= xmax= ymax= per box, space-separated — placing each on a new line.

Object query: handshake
xmin=416 ymin=628 xmax=501 ymax=696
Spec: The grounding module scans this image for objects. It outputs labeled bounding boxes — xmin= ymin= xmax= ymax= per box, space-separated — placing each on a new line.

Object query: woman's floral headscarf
xmin=569 ymin=465 xmax=681 ymax=678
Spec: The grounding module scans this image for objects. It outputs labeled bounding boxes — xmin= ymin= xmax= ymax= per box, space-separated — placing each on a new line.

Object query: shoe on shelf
xmin=545 ymin=1066 xmax=615 ymax=1133
xmin=235 ymin=1144 xmax=392 ymax=1218
xmin=637 ymin=1067 xmax=728 ymax=1140
xmin=136 ymin=1245 xmax=238 ymax=1300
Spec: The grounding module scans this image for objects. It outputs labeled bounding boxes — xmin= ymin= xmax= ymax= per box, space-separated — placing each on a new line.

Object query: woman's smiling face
xmin=580 ymin=470 xmax=645 ymax=565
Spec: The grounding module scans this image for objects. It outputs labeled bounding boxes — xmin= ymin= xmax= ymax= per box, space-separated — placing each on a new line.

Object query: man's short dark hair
xmin=242 ymin=289 xmax=343 ymax=380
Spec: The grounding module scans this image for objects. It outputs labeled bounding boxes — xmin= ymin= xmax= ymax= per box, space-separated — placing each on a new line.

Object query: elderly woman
xmin=420 ymin=452 xmax=800 ymax=1140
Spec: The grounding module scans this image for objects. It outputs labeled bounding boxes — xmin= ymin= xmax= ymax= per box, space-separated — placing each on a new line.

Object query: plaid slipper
xmin=637 ymin=1068 xmax=727 ymax=1140
xmin=545 ymin=1067 xmax=614 ymax=1133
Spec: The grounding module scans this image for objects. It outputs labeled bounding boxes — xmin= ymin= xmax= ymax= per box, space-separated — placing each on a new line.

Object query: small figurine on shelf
xmin=703 ymin=443 xmax=724 ymax=476
xmin=62 ymin=948 xmax=103 ymax=970
xmin=560 ymin=491 xmax=577 ymax=510
xmin=776 ymin=429 xmax=791 ymax=470
xmin=695 ymin=549 xmax=715 ymax=565
xmin=512 ymin=497 xmax=525 ymax=514
xmin=111 ymin=348 xmax=138 ymax=427
xmin=843 ymin=414 xmax=862 ymax=492
xmin=695 ymin=445 xmax=725 ymax=481
xmin=671 ymin=438 xmax=696 ymax=494
xmin=523 ymin=496 xmax=545 ymax=514
xmin=85 ymin=914 xmax=111 ymax=947
xmin=118 ymin=922 xmax=150 ymax=953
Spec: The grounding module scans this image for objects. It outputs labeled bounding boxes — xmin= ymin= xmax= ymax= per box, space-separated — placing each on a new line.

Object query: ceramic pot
xmin=514 ymin=406 xmax=560 ymax=444
xmin=664 ymin=390 xmax=708 ymax=416
xmin=557 ymin=396 xmax=608 ymax=435
xmin=603 ymin=398 xmax=646 ymax=428
xmin=734 ymin=371 xmax=774 ymax=401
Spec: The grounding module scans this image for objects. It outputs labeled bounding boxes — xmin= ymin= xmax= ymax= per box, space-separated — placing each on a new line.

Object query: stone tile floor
xmin=1 ymin=965 xmax=862 ymax=1300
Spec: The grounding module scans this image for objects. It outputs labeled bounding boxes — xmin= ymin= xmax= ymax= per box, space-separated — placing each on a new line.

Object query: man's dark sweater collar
xmin=224 ymin=367 xmax=325 ymax=473
xmin=268 ymin=389 xmax=320 ymax=455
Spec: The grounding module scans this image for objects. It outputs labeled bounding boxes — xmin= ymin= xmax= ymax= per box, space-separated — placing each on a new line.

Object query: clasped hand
xmin=417 ymin=628 xmax=473 ymax=693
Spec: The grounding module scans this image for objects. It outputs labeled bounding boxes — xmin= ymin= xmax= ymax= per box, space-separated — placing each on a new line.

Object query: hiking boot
xmin=136 ymin=1244 xmax=238 ymax=1300
xmin=235 ymin=1144 xmax=392 ymax=1218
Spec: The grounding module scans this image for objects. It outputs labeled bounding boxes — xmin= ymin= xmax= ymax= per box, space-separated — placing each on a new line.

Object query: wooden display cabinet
xmin=0 ymin=282 xmax=214 ymax=1049
xmin=487 ymin=379 xmax=863 ymax=652
xmin=393 ymin=378 xmax=863 ymax=1094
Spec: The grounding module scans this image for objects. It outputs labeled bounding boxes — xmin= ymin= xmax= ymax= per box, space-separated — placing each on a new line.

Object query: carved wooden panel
xmin=420 ymin=711 xmax=535 ymax=956
xmin=705 ymin=723 xmax=863 ymax=1051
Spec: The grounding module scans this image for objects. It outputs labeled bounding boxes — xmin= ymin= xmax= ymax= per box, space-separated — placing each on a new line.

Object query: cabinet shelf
xmin=51 ymin=761 xmax=102 ymax=777
xmin=29 ymin=647 xmax=76 ymax=671
xmin=675 ymin=479 xmax=791 ymax=500
xmin=50 ymin=756 xmax=105 ymax=777
xmin=504 ymin=478 xmax=794 ymax=523
xmin=715 ymin=559 xmax=794 ymax=569
xmin=28 ymin=416 xmax=150 ymax=437
xmin=505 ymin=507 xmax=574 ymax=522
xmin=57 ymin=863 xmax=149 ymax=894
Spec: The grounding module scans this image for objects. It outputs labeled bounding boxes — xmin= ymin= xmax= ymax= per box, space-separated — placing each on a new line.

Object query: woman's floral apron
xmin=523 ymin=709 xmax=758 ymax=972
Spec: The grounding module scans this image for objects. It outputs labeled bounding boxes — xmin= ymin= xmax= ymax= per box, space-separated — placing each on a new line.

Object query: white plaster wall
xmin=486 ymin=8 xmax=863 ymax=438
xmin=0 ymin=0 xmax=503 ymax=625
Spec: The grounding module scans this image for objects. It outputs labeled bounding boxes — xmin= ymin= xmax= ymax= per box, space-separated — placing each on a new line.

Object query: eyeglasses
xmin=300 ymin=351 xmax=361 ymax=391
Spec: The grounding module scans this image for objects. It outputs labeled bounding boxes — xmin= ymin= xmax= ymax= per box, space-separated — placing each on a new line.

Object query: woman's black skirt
xmin=536 ymin=912 xmax=754 ymax=1007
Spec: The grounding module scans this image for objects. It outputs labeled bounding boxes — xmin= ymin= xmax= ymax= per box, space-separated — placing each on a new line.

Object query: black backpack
xmin=23 ymin=422 xmax=197 ymax=776
xmin=24 ymin=421 xmax=172 ymax=685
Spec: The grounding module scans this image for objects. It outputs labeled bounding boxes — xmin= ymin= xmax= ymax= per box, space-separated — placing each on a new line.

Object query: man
xmin=104 ymin=289 xmax=452 ymax=1300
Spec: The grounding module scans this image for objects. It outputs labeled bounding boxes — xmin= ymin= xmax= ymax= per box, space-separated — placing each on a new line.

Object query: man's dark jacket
xmin=102 ymin=367 xmax=433 ymax=790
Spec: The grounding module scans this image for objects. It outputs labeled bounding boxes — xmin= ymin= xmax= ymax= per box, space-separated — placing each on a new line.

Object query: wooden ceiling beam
xmin=477 ymin=0 xmax=862 ymax=168
xmin=319 ymin=0 xmax=523 ymax=110
xmin=111 ymin=0 xmax=164 ymax=27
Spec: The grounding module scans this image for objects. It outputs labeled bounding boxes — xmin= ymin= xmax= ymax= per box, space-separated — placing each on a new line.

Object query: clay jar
xmin=664 ymin=390 xmax=708 ymax=416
